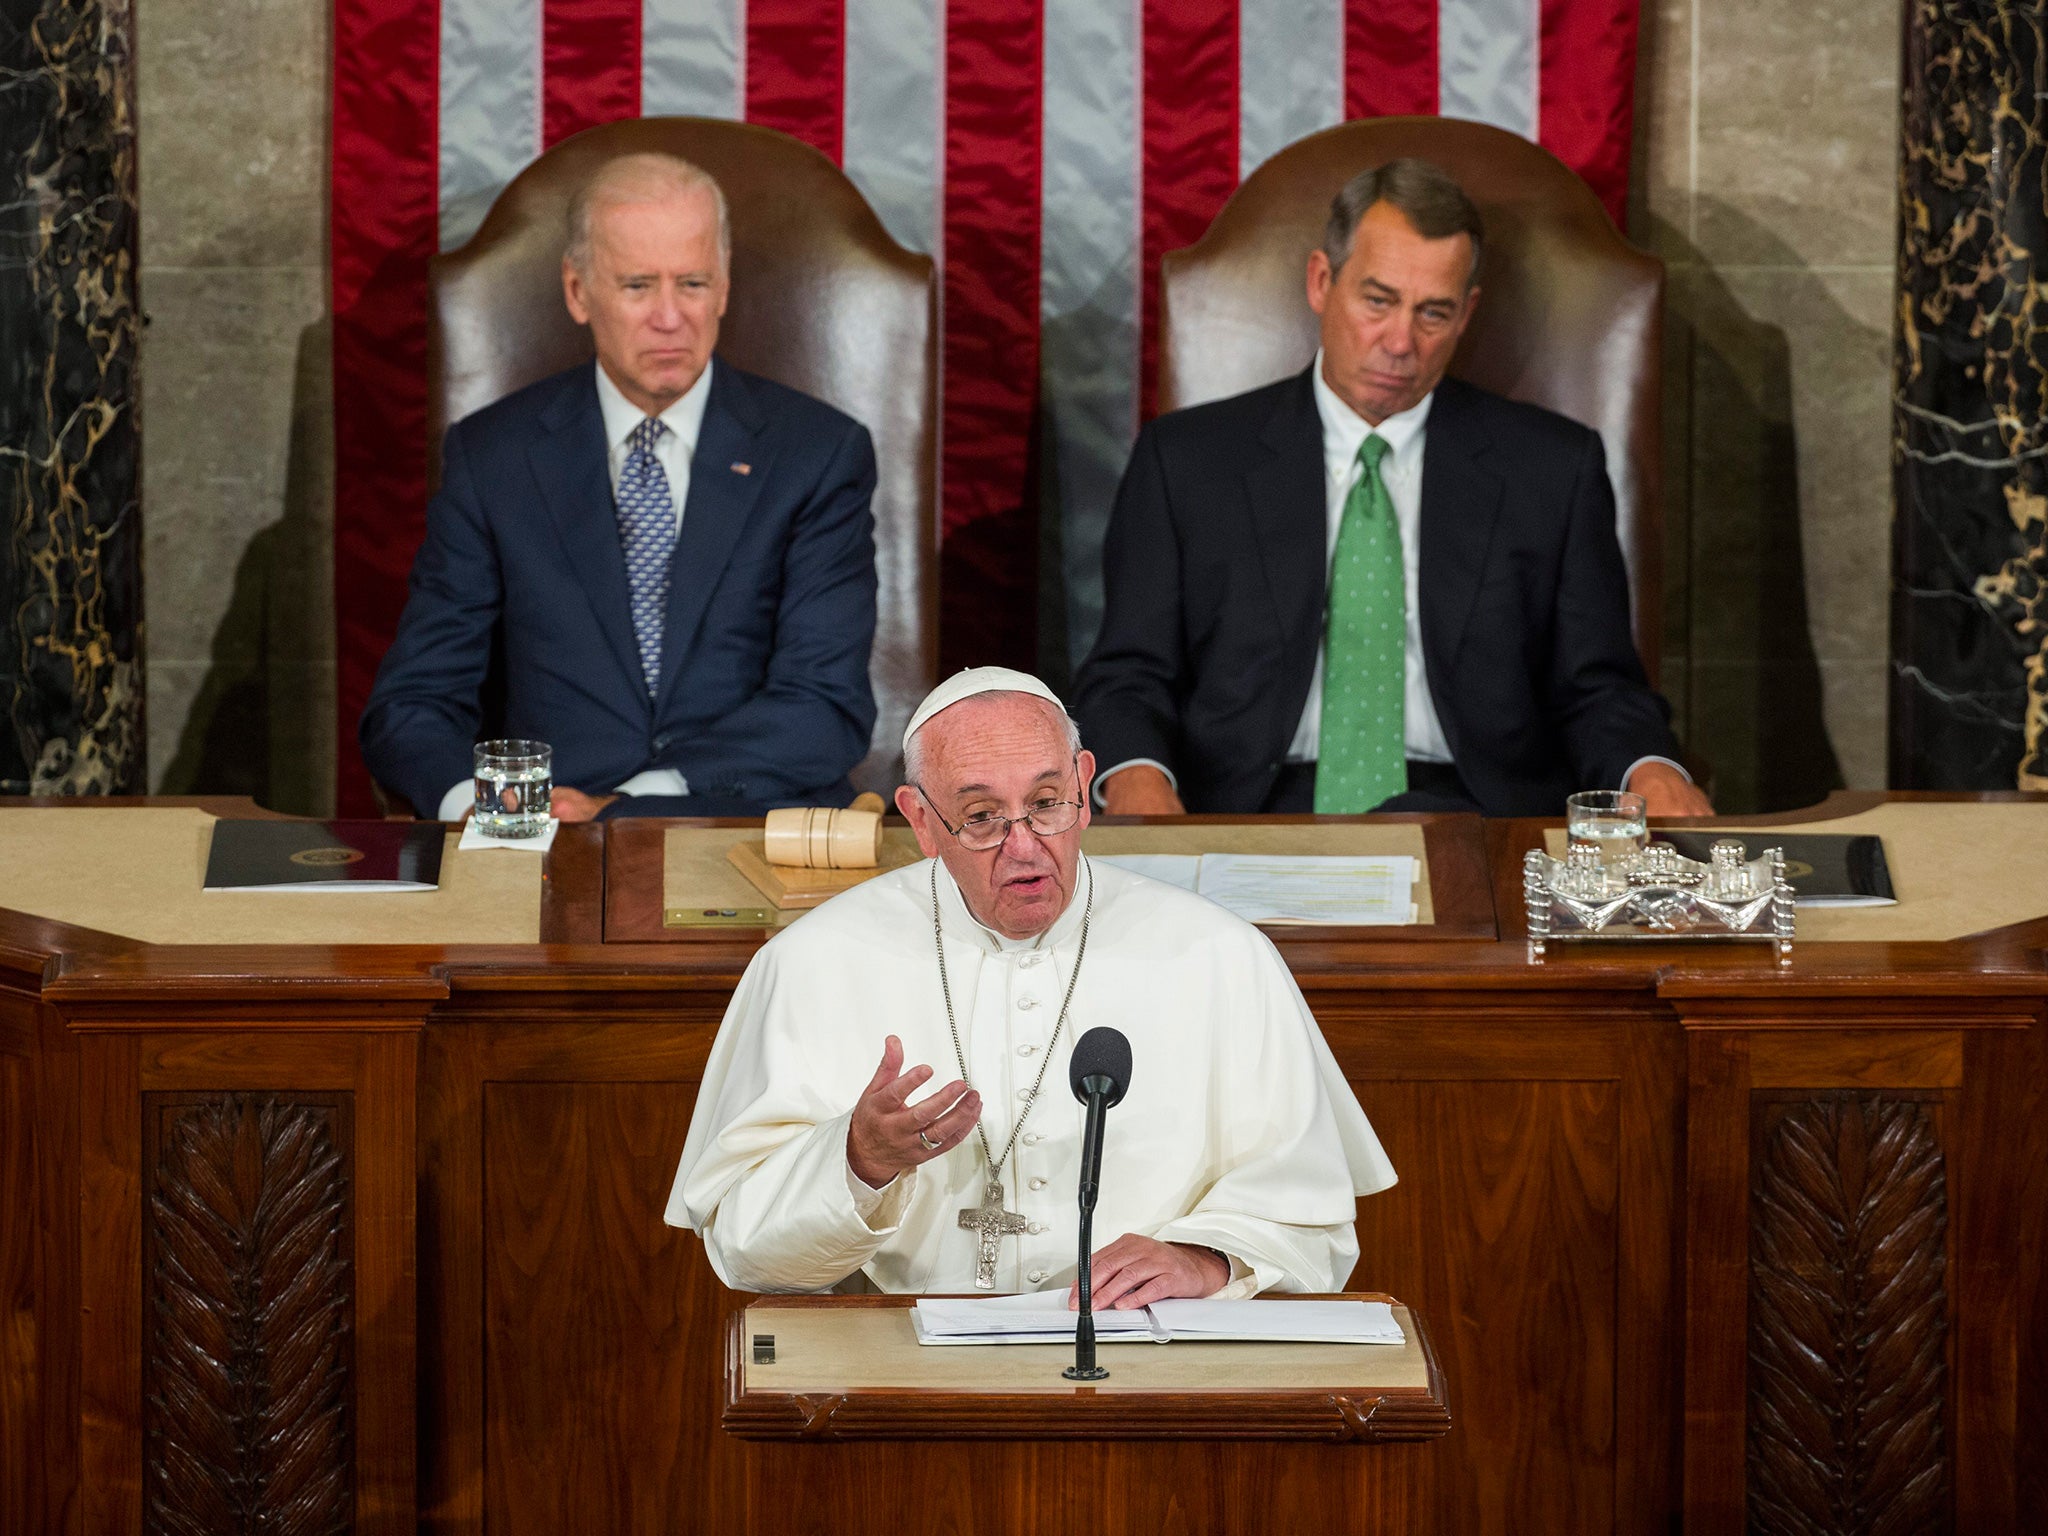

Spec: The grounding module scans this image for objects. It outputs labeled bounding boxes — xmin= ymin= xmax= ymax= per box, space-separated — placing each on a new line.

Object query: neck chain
xmin=930 ymin=858 xmax=1093 ymax=1182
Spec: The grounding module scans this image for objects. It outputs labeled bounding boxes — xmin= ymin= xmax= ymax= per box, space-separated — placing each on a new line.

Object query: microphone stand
xmin=1063 ymin=1073 xmax=1113 ymax=1382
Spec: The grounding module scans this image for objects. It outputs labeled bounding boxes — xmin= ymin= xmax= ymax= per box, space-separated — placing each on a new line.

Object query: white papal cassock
xmin=666 ymin=854 xmax=1397 ymax=1295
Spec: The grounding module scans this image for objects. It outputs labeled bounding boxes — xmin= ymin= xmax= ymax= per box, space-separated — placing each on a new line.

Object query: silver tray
xmin=1524 ymin=839 xmax=1794 ymax=956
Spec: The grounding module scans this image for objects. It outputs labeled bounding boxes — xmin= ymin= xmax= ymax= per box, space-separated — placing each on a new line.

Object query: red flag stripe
xmin=939 ymin=0 xmax=1042 ymax=671
xmin=1139 ymin=0 xmax=1239 ymax=420
xmin=747 ymin=0 xmax=847 ymax=164
xmin=331 ymin=0 xmax=439 ymax=816
xmin=542 ymin=0 xmax=644 ymax=147
xmin=1345 ymin=0 xmax=1438 ymax=118
xmin=1539 ymin=0 xmax=1637 ymax=225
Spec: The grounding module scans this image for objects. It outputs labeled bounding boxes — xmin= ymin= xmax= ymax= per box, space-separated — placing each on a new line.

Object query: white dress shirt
xmin=434 ymin=359 xmax=716 ymax=820
xmin=1096 ymin=351 xmax=1685 ymax=805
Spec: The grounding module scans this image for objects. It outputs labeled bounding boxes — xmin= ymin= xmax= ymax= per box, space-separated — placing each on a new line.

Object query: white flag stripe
xmin=844 ymin=0 xmax=943 ymax=255
xmin=642 ymin=0 xmax=745 ymax=120
xmin=1438 ymin=0 xmax=1541 ymax=138
xmin=1041 ymin=0 xmax=1142 ymax=667
xmin=438 ymin=0 xmax=542 ymax=251
xmin=1239 ymin=0 xmax=1345 ymax=181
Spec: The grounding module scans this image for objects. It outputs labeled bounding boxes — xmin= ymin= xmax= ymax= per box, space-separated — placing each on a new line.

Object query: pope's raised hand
xmin=845 ymin=1034 xmax=981 ymax=1189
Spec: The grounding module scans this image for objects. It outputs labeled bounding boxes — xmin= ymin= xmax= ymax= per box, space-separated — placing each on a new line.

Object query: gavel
xmin=762 ymin=792 xmax=888 ymax=869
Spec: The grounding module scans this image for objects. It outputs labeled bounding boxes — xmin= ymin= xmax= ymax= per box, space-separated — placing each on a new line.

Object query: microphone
xmin=1063 ymin=1026 xmax=1132 ymax=1383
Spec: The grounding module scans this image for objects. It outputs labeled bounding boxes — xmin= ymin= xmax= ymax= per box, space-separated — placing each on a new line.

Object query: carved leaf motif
xmin=145 ymin=1096 xmax=351 ymax=1536
xmin=1748 ymin=1095 xmax=1949 ymax=1536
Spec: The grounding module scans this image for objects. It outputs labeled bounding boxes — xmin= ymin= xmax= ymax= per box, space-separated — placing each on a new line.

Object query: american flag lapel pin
xmin=730 ymin=461 xmax=752 ymax=476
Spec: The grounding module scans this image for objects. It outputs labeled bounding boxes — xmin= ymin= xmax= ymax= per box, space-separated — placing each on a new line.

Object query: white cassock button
xmin=1017 ymin=1043 xmax=1036 ymax=1056
xmin=1023 ymin=1132 xmax=1042 ymax=1145
xmin=1029 ymin=1269 xmax=1049 ymax=1283
xmin=1020 ymin=953 xmax=1045 ymax=968
xmin=1029 ymin=1177 xmax=1047 ymax=1190
xmin=1028 ymin=1222 xmax=1047 ymax=1235
xmin=1017 ymin=1088 xmax=1034 ymax=1101
xmin=1017 ymin=996 xmax=1039 ymax=1010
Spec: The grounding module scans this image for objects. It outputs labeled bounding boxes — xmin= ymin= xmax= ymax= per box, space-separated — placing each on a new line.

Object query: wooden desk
xmin=2 ymin=794 xmax=2043 ymax=1536
xmin=717 ymin=1294 xmax=1447 ymax=1535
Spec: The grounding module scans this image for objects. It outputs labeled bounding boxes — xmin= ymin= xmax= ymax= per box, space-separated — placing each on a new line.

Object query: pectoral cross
xmin=958 ymin=1177 xmax=1030 ymax=1290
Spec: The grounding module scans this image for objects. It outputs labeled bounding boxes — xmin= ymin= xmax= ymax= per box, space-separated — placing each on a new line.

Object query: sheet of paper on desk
xmin=1147 ymin=1298 xmax=1405 ymax=1344
xmin=911 ymin=1292 xmax=1164 ymax=1345
xmin=1194 ymin=854 xmax=1418 ymax=925
xmin=911 ymin=1292 xmax=1406 ymax=1346
xmin=1092 ymin=854 xmax=1201 ymax=891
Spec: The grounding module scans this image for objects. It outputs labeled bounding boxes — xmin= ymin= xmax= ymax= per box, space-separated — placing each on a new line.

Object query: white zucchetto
xmin=900 ymin=666 xmax=1070 ymax=756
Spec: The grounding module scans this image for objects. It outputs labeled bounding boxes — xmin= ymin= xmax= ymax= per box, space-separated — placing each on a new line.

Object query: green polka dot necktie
xmin=1314 ymin=433 xmax=1406 ymax=813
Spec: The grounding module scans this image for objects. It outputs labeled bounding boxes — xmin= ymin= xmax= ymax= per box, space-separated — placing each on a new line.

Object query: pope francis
xmin=666 ymin=667 xmax=1396 ymax=1303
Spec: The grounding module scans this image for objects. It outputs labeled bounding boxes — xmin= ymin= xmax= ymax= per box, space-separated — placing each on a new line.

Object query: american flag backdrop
xmin=331 ymin=0 xmax=1641 ymax=812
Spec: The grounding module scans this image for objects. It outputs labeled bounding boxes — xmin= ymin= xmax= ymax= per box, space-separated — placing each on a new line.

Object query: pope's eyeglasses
xmin=913 ymin=762 xmax=1084 ymax=852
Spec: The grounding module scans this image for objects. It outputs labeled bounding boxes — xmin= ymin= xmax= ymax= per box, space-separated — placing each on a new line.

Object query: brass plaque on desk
xmin=663 ymin=903 xmax=780 ymax=928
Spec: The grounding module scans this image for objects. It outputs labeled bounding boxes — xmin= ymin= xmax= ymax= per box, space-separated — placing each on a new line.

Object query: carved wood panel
xmin=1748 ymin=1093 xmax=1949 ymax=1536
xmin=143 ymin=1094 xmax=352 ymax=1536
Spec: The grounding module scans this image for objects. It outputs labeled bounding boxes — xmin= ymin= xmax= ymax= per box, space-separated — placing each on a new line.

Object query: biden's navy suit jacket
xmin=360 ymin=360 xmax=878 ymax=817
xmin=1071 ymin=370 xmax=1679 ymax=817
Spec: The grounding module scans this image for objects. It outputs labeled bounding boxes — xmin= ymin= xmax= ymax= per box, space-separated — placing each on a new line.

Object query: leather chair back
xmin=429 ymin=118 xmax=937 ymax=792
xmin=1159 ymin=117 xmax=1665 ymax=678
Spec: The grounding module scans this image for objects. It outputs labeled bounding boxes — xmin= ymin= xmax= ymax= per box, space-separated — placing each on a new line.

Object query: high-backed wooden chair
xmin=429 ymin=118 xmax=937 ymax=793
xmin=1159 ymin=117 xmax=1665 ymax=679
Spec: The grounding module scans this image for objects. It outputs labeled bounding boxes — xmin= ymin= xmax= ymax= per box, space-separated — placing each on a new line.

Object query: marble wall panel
xmin=1634 ymin=0 xmax=1899 ymax=809
xmin=1693 ymin=0 xmax=1901 ymax=268
xmin=141 ymin=271 xmax=327 ymax=662
xmin=1698 ymin=266 xmax=1892 ymax=665
xmin=136 ymin=0 xmax=335 ymax=812
xmin=1631 ymin=0 xmax=1697 ymax=264
xmin=0 ymin=0 xmax=146 ymax=794
xmin=135 ymin=0 xmax=327 ymax=269
xmin=1891 ymin=0 xmax=2047 ymax=790
xmin=1818 ymin=657 xmax=1888 ymax=792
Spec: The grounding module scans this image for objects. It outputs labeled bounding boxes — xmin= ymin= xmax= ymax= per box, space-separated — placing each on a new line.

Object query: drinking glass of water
xmin=1565 ymin=789 xmax=1647 ymax=872
xmin=473 ymin=740 xmax=553 ymax=838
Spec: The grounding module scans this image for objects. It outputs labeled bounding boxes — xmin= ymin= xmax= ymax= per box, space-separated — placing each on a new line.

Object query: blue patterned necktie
xmin=616 ymin=416 xmax=676 ymax=695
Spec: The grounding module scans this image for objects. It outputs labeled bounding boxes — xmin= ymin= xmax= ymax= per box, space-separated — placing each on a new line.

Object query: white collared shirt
xmin=432 ymin=359 xmax=715 ymax=819
xmin=593 ymin=354 xmax=714 ymax=535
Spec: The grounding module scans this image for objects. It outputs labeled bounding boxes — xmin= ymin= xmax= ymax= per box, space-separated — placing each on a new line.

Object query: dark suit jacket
xmin=360 ymin=360 xmax=878 ymax=817
xmin=1071 ymin=369 xmax=1679 ymax=817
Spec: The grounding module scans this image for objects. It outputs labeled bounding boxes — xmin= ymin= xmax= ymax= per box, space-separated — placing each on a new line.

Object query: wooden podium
xmin=720 ymin=1294 xmax=1450 ymax=1533
xmin=6 ymin=795 xmax=2048 ymax=1534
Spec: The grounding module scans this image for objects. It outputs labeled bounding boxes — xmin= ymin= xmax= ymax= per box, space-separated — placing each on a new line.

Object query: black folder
xmin=1649 ymin=832 xmax=1894 ymax=906
xmin=202 ymin=819 xmax=446 ymax=892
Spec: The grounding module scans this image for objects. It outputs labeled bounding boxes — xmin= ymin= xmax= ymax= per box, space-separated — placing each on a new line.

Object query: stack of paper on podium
xmin=1095 ymin=853 xmax=1419 ymax=924
xmin=910 ymin=1291 xmax=1406 ymax=1346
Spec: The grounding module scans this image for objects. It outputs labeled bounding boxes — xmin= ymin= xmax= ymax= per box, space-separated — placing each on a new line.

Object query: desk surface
xmin=724 ymin=1294 xmax=1449 ymax=1442
xmin=4 ymin=793 xmax=2047 ymax=988
xmin=620 ymin=814 xmax=1496 ymax=944
xmin=0 ymin=806 xmax=547 ymax=946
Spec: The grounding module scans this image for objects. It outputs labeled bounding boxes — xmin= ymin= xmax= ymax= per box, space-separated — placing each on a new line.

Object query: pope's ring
xmin=916 ymin=1128 xmax=941 ymax=1152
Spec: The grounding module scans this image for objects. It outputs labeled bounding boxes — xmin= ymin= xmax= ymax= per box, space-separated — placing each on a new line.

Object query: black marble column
xmin=0 ymin=0 xmax=144 ymax=794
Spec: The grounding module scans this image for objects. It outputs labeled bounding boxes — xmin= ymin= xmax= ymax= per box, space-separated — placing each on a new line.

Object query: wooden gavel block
xmin=729 ymin=794 xmax=903 ymax=910
xmin=761 ymin=792 xmax=888 ymax=869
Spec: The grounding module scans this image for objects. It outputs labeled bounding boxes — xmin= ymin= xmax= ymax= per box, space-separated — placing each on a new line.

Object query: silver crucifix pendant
xmin=958 ymin=1177 xmax=1030 ymax=1290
